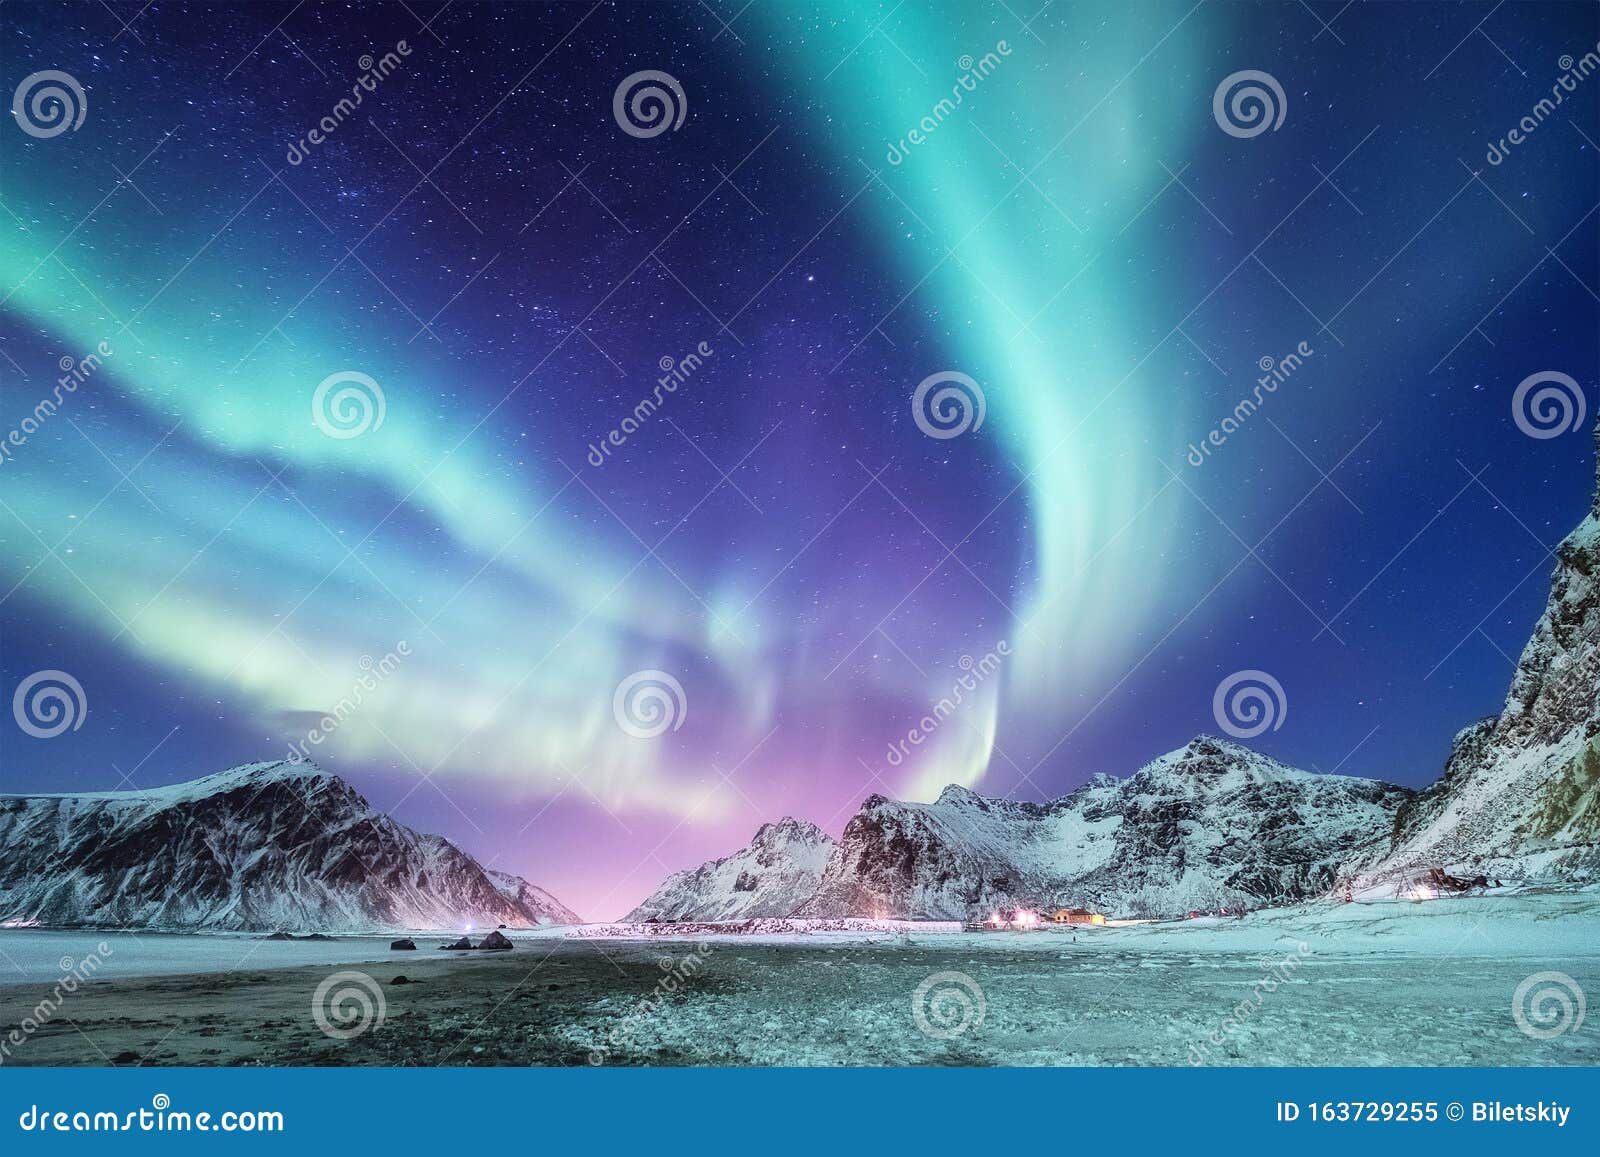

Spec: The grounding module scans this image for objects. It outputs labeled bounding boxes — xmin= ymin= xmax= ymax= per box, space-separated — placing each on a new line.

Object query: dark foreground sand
xmin=4 ymin=924 xmax=1599 ymax=1066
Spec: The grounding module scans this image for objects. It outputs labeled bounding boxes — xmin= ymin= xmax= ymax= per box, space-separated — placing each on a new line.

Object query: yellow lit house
xmin=1049 ymin=907 xmax=1105 ymax=925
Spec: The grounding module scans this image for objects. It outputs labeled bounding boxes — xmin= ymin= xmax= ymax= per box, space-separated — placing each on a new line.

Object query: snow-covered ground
xmin=958 ymin=890 xmax=1600 ymax=958
xmin=0 ymin=896 xmax=1593 ymax=1068
xmin=0 ymin=925 xmax=572 ymax=987
xmin=3 ymin=893 xmax=1595 ymax=1066
xmin=549 ymin=892 xmax=1600 ymax=1066
xmin=572 ymin=918 xmax=966 ymax=938
xmin=2 ymin=892 xmax=1590 ymax=985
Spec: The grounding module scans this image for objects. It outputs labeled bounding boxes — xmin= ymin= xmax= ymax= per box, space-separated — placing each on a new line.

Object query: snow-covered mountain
xmin=793 ymin=737 xmax=1411 ymax=920
xmin=1351 ymin=423 xmax=1600 ymax=888
xmin=624 ymin=817 xmax=834 ymax=921
xmin=0 ymin=761 xmax=580 ymax=931
xmin=487 ymin=870 xmax=581 ymax=926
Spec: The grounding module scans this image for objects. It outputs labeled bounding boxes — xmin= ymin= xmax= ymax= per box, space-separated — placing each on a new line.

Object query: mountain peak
xmin=796 ymin=743 xmax=1411 ymax=920
xmin=182 ymin=758 xmax=338 ymax=791
xmin=1590 ymin=414 xmax=1599 ymax=515
xmin=0 ymin=760 xmax=577 ymax=931
xmin=624 ymin=817 xmax=836 ymax=922
xmin=1 ymin=759 xmax=343 ymax=807
xmin=1179 ymin=733 xmax=1257 ymax=761
xmin=1357 ymin=414 xmax=1600 ymax=880
xmin=751 ymin=816 xmax=828 ymax=847
xmin=1130 ymin=735 xmax=1318 ymax=790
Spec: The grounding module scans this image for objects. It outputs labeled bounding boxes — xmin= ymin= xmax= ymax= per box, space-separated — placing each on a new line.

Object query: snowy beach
xmin=0 ymin=926 xmax=574 ymax=988
xmin=2 ymin=892 xmax=1595 ymax=1066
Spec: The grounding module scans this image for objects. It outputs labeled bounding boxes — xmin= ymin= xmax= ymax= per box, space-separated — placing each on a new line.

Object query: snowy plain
xmin=0 ymin=926 xmax=572 ymax=987
xmin=1 ymin=891 xmax=1596 ymax=1066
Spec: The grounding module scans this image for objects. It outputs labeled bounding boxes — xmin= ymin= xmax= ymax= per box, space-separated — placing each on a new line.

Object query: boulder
xmin=440 ymin=936 xmax=474 ymax=950
xmin=390 ymin=938 xmax=417 ymax=951
xmin=478 ymin=930 xmax=513 ymax=951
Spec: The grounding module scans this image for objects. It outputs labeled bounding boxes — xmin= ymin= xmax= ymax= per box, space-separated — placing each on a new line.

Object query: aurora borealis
xmin=1 ymin=1 xmax=1597 ymax=917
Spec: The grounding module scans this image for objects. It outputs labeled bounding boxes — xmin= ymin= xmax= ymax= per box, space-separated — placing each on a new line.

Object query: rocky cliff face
xmin=0 ymin=762 xmax=579 ymax=931
xmin=793 ymin=737 xmax=1411 ymax=919
xmin=1352 ymin=424 xmax=1600 ymax=886
xmin=623 ymin=817 xmax=834 ymax=921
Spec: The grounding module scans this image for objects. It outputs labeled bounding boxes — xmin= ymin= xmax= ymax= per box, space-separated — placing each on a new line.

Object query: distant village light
xmin=1049 ymin=907 xmax=1106 ymax=925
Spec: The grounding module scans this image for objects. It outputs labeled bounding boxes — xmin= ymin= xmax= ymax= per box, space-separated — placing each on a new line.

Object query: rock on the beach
xmin=391 ymin=938 xmax=417 ymax=951
xmin=478 ymin=930 xmax=513 ymax=951
xmin=440 ymin=936 xmax=474 ymax=950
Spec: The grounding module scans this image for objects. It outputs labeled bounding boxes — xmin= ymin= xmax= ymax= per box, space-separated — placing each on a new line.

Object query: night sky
xmin=1 ymin=1 xmax=1597 ymax=919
